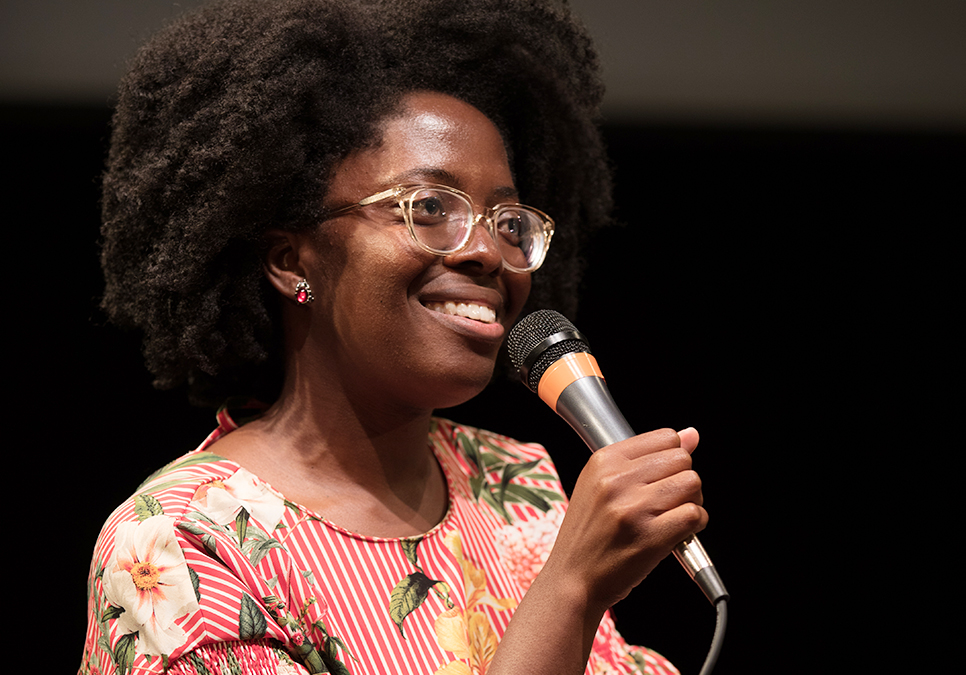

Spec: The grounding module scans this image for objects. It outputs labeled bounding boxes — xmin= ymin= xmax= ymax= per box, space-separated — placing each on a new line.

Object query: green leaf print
xmin=100 ymin=605 xmax=124 ymax=622
xmin=188 ymin=565 xmax=201 ymax=603
xmin=239 ymin=593 xmax=268 ymax=640
xmin=457 ymin=430 xmax=560 ymax=524
xmin=113 ymin=632 xmax=138 ymax=675
xmin=388 ymin=571 xmax=441 ymax=637
xmin=187 ymin=652 xmax=214 ymax=675
xmin=479 ymin=486 xmax=514 ymax=523
xmin=177 ymin=521 xmax=208 ymax=537
xmin=300 ymin=568 xmax=317 ymax=587
xmin=502 ymin=483 xmax=552 ymax=511
xmin=457 ymin=431 xmax=486 ymax=474
xmin=223 ymin=645 xmax=243 ymax=675
xmin=497 ymin=459 xmax=542 ymax=500
xmin=136 ymin=451 xmax=226 ymax=491
xmin=245 ymin=537 xmax=283 ymax=568
xmin=401 ymin=539 xmax=421 ymax=568
xmin=292 ymin=637 xmax=326 ymax=674
xmin=469 ymin=473 xmax=486 ymax=501
xmin=325 ymin=634 xmax=357 ymax=665
xmin=133 ymin=494 xmax=163 ymax=521
xmin=323 ymin=653 xmax=352 ymax=675
xmin=478 ymin=434 xmax=526 ymax=459
xmin=235 ymin=508 xmax=250 ymax=546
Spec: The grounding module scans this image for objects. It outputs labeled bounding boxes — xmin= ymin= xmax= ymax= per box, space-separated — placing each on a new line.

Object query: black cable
xmin=697 ymin=597 xmax=728 ymax=675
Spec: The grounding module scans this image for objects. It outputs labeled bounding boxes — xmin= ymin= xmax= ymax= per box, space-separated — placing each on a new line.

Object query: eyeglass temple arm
xmin=323 ymin=186 xmax=405 ymax=220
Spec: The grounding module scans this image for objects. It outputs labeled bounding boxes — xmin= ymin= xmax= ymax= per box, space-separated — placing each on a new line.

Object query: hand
xmin=545 ymin=427 xmax=708 ymax=612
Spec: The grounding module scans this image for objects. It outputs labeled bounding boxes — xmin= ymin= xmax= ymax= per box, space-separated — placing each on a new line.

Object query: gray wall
xmin=3 ymin=0 xmax=965 ymax=129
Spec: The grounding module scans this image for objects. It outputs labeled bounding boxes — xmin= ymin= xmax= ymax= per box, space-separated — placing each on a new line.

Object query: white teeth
xmin=427 ymin=301 xmax=497 ymax=324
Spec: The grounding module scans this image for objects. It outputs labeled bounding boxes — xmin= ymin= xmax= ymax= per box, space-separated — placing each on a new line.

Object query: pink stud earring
xmin=294 ymin=278 xmax=314 ymax=305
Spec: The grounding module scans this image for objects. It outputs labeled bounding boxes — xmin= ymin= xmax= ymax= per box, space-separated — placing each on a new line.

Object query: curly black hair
xmin=100 ymin=0 xmax=613 ymax=406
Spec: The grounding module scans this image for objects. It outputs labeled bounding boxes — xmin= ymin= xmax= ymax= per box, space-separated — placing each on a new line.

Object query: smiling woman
xmin=81 ymin=2 xmax=708 ymax=675
xmin=260 ymin=92 xmax=533 ymax=414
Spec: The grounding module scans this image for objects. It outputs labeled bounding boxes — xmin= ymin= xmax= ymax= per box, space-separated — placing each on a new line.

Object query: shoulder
xmin=431 ymin=417 xmax=569 ymax=529
xmin=82 ymin=447 xmax=301 ymax=673
xmin=96 ymin=449 xmax=240 ymax=540
xmin=431 ymin=417 xmax=555 ymax=468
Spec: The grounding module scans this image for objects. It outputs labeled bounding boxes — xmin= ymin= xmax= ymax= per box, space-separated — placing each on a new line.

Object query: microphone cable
xmin=699 ymin=596 xmax=727 ymax=675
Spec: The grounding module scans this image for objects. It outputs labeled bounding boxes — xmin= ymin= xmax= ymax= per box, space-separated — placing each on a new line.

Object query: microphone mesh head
xmin=507 ymin=310 xmax=592 ymax=391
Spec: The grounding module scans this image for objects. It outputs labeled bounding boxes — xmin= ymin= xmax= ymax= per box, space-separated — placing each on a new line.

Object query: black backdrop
xmin=6 ymin=103 xmax=959 ymax=673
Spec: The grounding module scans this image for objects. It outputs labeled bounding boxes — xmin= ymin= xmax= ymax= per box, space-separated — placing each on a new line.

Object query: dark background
xmin=8 ymin=104 xmax=959 ymax=673
xmin=4 ymin=1 xmax=962 ymax=673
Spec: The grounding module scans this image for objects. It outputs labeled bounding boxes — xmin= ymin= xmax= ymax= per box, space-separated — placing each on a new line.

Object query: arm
xmin=488 ymin=427 xmax=705 ymax=675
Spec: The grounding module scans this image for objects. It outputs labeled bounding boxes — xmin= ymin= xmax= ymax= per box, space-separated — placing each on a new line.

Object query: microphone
xmin=507 ymin=309 xmax=729 ymax=605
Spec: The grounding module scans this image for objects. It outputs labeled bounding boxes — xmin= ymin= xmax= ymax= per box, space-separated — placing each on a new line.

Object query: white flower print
xmin=189 ymin=467 xmax=286 ymax=530
xmin=102 ymin=515 xmax=200 ymax=656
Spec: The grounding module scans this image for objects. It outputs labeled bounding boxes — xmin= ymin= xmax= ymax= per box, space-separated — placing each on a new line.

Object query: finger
xmin=678 ymin=426 xmax=699 ymax=454
xmin=640 ymin=469 xmax=704 ymax=513
xmin=629 ymin=447 xmax=694 ymax=485
xmin=658 ymin=500 xmax=709 ymax=540
xmin=607 ymin=428 xmax=681 ymax=461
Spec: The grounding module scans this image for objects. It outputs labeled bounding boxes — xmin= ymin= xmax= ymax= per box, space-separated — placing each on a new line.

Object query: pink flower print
xmin=102 ymin=515 xmax=200 ymax=656
xmin=494 ymin=507 xmax=564 ymax=590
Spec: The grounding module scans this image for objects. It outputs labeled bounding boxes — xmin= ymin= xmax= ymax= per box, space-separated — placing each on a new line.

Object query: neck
xmin=207 ymin=305 xmax=461 ymax=536
xmin=207 ymin=342 xmax=450 ymax=537
xmin=258 ymin=357 xmax=438 ymax=490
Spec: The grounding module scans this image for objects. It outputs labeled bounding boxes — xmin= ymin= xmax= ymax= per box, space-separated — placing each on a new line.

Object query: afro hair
xmin=100 ymin=0 xmax=613 ymax=405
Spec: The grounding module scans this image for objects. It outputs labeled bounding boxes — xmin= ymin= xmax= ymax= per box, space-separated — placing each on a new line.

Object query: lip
xmin=418 ymin=286 xmax=507 ymax=343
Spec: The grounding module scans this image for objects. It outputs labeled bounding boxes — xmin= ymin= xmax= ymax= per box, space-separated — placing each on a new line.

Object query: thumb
xmin=678 ymin=426 xmax=700 ymax=454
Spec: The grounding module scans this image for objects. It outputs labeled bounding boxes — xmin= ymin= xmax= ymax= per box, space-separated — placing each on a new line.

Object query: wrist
xmin=531 ymin=553 xmax=611 ymax=639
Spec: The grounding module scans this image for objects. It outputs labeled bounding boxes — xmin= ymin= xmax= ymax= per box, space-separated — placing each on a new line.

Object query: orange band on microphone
xmin=537 ymin=352 xmax=604 ymax=410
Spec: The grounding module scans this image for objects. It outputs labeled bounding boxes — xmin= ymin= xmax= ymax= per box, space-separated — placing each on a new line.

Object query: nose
xmin=443 ymin=212 xmax=504 ymax=275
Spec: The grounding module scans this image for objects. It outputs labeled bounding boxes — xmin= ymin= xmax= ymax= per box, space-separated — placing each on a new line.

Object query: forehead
xmin=327 ymin=92 xmax=516 ymax=203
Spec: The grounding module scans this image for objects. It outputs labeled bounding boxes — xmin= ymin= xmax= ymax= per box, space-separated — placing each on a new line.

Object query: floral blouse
xmin=79 ymin=404 xmax=678 ymax=675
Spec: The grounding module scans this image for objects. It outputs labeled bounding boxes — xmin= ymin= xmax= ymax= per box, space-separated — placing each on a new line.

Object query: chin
xmin=413 ymin=364 xmax=497 ymax=412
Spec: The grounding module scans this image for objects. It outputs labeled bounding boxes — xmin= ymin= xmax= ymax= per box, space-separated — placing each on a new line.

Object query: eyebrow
xmin=386 ymin=167 xmax=519 ymax=201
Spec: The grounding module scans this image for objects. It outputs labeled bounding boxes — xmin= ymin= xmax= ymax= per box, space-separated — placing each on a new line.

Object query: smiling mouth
xmin=425 ymin=301 xmax=497 ymax=324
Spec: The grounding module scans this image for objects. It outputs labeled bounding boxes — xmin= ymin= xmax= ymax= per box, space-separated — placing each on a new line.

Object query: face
xmin=294 ymin=91 xmax=532 ymax=412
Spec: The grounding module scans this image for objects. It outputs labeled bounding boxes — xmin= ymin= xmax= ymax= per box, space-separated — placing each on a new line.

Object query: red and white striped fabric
xmin=79 ymin=409 xmax=678 ymax=675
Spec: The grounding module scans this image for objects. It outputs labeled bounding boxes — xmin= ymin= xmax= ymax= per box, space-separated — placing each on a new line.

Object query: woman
xmin=81 ymin=1 xmax=707 ymax=674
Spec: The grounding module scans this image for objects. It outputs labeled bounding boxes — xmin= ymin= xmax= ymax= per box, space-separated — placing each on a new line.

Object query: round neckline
xmin=203 ymin=423 xmax=457 ymax=544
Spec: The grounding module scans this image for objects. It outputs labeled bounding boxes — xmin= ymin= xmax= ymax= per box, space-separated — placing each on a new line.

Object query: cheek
xmin=504 ymin=272 xmax=532 ymax=325
xmin=325 ymin=233 xmax=432 ymax=321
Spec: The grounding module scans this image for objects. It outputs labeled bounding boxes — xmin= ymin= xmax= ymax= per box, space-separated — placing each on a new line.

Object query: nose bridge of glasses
xmin=463 ymin=209 xmax=502 ymax=251
xmin=474 ymin=208 xmax=494 ymax=231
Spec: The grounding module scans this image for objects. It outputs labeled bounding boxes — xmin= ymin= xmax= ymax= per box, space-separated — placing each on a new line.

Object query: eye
xmin=411 ymin=194 xmax=447 ymax=221
xmin=496 ymin=210 xmax=531 ymax=245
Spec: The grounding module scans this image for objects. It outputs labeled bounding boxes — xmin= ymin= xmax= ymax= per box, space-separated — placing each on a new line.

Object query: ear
xmin=262 ymin=229 xmax=312 ymax=301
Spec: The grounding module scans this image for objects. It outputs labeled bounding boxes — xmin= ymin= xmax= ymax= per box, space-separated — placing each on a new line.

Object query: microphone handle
xmin=555 ymin=376 xmax=730 ymax=605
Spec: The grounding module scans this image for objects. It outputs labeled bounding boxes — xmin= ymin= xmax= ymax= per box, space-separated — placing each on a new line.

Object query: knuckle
xmin=668 ymin=447 xmax=693 ymax=470
xmin=653 ymin=427 xmax=679 ymax=446
xmin=680 ymin=502 xmax=706 ymax=529
xmin=595 ymin=472 xmax=619 ymax=499
xmin=678 ymin=469 xmax=702 ymax=493
xmin=594 ymin=468 xmax=631 ymax=505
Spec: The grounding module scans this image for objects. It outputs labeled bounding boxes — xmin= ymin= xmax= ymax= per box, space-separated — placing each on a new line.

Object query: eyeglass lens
xmin=406 ymin=188 xmax=546 ymax=270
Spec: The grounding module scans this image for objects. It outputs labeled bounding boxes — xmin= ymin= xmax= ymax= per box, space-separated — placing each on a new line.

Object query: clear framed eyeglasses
xmin=322 ymin=183 xmax=555 ymax=273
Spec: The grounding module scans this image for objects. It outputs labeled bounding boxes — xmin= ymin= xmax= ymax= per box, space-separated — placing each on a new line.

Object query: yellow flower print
xmin=435 ymin=662 xmax=473 ymax=675
xmin=466 ymin=610 xmax=499 ymax=674
xmin=444 ymin=531 xmax=517 ymax=613
xmin=435 ymin=607 xmax=470 ymax=659
xmin=434 ymin=531 xmax=516 ymax=674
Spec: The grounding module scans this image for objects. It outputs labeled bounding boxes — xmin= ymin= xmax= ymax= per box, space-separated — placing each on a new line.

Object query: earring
xmin=294 ymin=278 xmax=314 ymax=305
